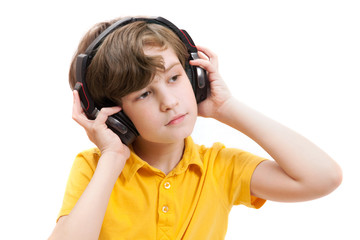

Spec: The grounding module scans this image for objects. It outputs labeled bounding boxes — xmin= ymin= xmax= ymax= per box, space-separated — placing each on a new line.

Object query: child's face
xmin=121 ymin=47 xmax=198 ymax=145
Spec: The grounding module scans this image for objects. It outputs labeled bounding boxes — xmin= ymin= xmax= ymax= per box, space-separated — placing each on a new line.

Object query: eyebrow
xmin=164 ymin=62 xmax=181 ymax=73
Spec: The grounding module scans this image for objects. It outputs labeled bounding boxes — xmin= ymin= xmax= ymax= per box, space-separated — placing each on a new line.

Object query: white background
xmin=1 ymin=0 xmax=359 ymax=239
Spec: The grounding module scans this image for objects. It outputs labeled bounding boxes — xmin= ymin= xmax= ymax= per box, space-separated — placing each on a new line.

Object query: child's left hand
xmin=190 ymin=46 xmax=232 ymax=119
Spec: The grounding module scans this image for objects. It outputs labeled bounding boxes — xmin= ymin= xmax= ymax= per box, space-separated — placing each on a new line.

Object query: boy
xmin=49 ymin=16 xmax=342 ymax=239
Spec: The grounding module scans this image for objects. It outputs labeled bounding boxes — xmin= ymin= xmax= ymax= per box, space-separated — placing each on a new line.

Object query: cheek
xmin=129 ymin=107 xmax=160 ymax=133
xmin=183 ymin=82 xmax=198 ymax=112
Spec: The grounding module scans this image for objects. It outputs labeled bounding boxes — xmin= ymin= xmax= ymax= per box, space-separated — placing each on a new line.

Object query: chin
xmin=168 ymin=128 xmax=193 ymax=141
xmin=140 ymin=126 xmax=194 ymax=145
xmin=158 ymin=130 xmax=193 ymax=144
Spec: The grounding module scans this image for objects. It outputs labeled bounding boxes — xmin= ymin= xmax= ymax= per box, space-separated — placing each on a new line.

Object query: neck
xmin=132 ymin=137 xmax=185 ymax=175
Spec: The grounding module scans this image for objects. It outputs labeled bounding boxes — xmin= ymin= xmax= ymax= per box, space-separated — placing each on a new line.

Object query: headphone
xmin=74 ymin=16 xmax=209 ymax=145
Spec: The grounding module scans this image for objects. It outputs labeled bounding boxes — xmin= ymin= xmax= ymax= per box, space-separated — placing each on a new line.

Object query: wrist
xmin=100 ymin=142 xmax=130 ymax=158
xmin=99 ymin=149 xmax=129 ymax=174
xmin=213 ymin=96 xmax=238 ymax=123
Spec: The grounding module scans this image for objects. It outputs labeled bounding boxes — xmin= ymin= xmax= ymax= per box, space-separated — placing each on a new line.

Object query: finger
xmin=72 ymin=90 xmax=91 ymax=127
xmin=72 ymin=90 xmax=82 ymax=114
xmin=190 ymin=58 xmax=217 ymax=73
xmin=197 ymin=51 xmax=209 ymax=60
xmin=94 ymin=106 xmax=122 ymax=125
xmin=197 ymin=46 xmax=219 ymax=68
xmin=196 ymin=46 xmax=217 ymax=59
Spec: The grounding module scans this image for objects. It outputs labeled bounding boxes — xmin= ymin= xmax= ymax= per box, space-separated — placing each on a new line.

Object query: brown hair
xmin=69 ymin=17 xmax=189 ymax=106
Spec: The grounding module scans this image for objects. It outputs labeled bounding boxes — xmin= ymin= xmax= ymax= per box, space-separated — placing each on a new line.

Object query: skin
xmin=121 ymin=47 xmax=198 ymax=174
xmin=49 ymin=45 xmax=342 ymax=240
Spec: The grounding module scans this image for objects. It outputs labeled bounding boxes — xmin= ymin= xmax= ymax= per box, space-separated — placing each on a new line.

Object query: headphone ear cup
xmin=185 ymin=60 xmax=209 ymax=103
xmin=106 ymin=112 xmax=138 ymax=146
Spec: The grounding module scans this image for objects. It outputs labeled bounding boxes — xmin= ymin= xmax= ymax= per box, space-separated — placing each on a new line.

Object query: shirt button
xmin=164 ymin=182 xmax=171 ymax=189
xmin=162 ymin=205 xmax=169 ymax=213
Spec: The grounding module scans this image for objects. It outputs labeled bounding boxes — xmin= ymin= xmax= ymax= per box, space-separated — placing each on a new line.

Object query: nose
xmin=159 ymin=90 xmax=179 ymax=112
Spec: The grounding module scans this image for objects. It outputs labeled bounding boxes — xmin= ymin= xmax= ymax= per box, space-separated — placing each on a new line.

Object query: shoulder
xmin=196 ymin=140 xmax=261 ymax=165
xmin=186 ymin=136 xmax=265 ymax=172
xmin=76 ymin=147 xmax=101 ymax=159
xmin=192 ymin=139 xmax=267 ymax=207
xmin=72 ymin=147 xmax=101 ymax=173
xmin=194 ymin=140 xmax=266 ymax=178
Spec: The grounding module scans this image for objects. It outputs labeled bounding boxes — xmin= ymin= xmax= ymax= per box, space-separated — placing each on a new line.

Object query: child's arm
xmin=49 ymin=91 xmax=130 ymax=240
xmin=191 ymin=46 xmax=342 ymax=202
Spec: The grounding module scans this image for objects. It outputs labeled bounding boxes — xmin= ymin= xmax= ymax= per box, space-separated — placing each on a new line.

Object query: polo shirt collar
xmin=121 ymin=136 xmax=204 ymax=182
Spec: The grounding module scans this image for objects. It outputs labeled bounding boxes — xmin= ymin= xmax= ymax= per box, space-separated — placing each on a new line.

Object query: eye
xmin=138 ymin=91 xmax=151 ymax=100
xmin=169 ymin=75 xmax=179 ymax=83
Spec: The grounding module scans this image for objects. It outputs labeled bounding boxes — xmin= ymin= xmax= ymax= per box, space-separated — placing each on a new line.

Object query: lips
xmin=166 ymin=114 xmax=187 ymax=126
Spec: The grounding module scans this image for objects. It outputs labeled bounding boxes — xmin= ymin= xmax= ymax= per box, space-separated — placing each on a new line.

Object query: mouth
xmin=166 ymin=114 xmax=187 ymax=126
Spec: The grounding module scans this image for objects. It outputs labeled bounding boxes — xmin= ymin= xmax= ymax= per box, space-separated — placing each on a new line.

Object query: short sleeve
xmin=212 ymin=145 xmax=266 ymax=209
xmin=57 ymin=148 xmax=100 ymax=221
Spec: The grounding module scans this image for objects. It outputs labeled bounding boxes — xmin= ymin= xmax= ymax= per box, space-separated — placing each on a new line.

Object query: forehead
xmin=143 ymin=46 xmax=180 ymax=69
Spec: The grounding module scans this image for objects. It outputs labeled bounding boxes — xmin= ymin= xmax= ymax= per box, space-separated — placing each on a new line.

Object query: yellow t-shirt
xmin=58 ymin=137 xmax=266 ymax=239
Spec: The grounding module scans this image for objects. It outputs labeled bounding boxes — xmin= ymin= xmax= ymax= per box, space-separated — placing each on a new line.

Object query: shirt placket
xmin=157 ymin=175 xmax=176 ymax=240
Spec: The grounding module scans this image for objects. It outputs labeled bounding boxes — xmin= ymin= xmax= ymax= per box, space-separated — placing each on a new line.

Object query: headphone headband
xmin=85 ymin=17 xmax=197 ymax=58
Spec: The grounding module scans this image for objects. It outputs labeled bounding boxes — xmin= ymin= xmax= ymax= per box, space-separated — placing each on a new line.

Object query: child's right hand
xmin=72 ymin=90 xmax=130 ymax=161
